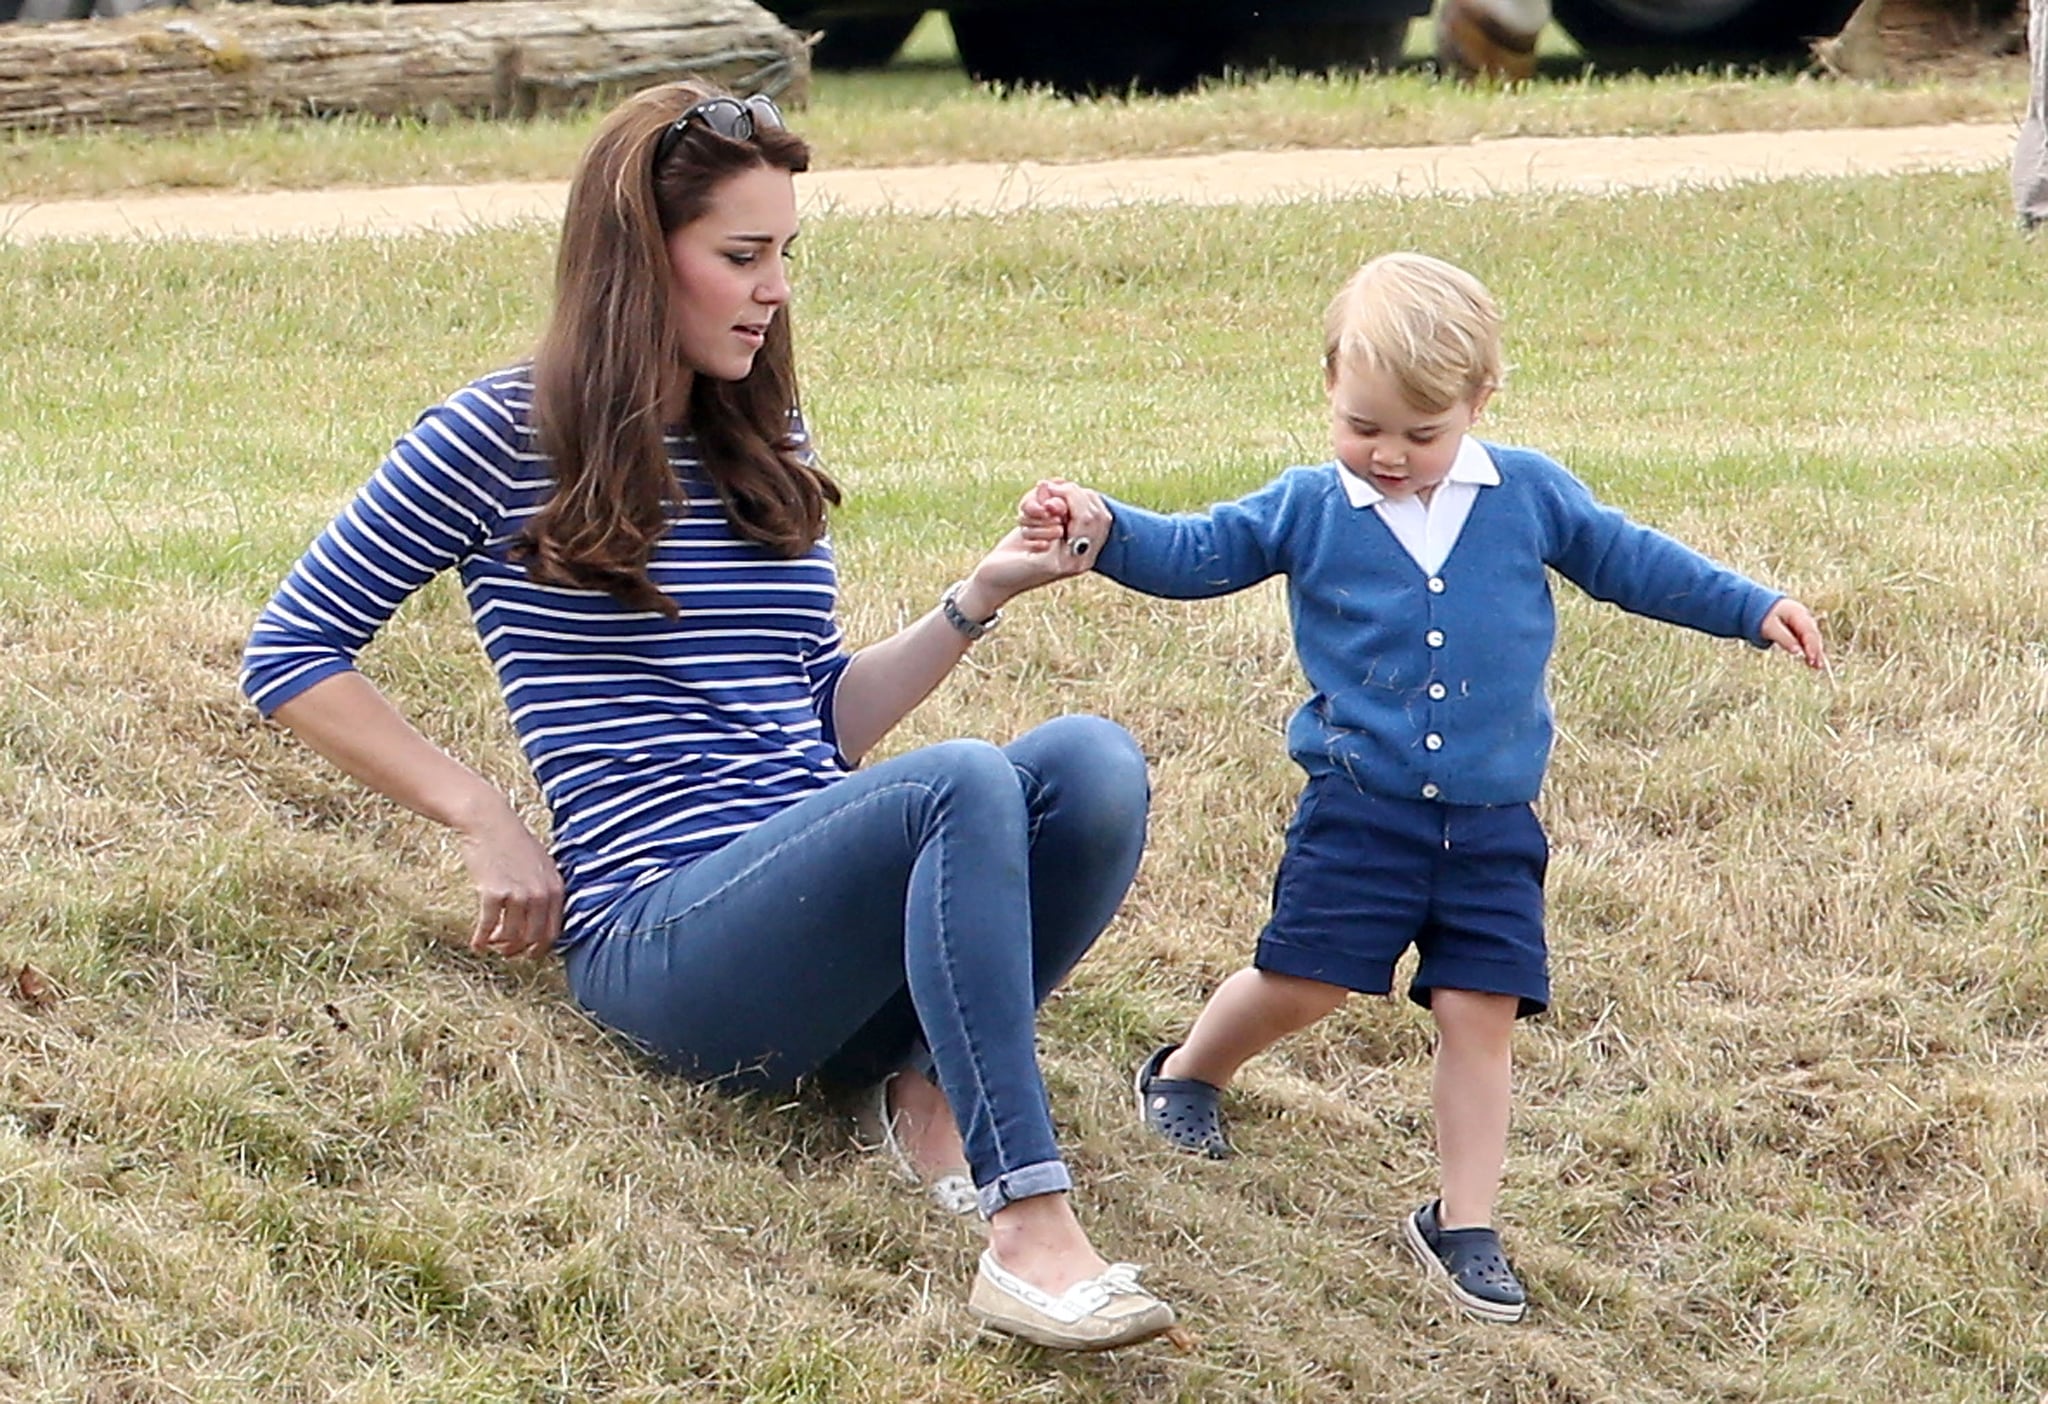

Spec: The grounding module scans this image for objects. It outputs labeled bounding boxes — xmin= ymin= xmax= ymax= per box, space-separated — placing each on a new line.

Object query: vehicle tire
xmin=1550 ymin=0 xmax=1861 ymax=64
xmin=782 ymin=9 xmax=924 ymax=68
xmin=1225 ymin=17 xmax=1409 ymax=74
xmin=949 ymin=3 xmax=1232 ymax=94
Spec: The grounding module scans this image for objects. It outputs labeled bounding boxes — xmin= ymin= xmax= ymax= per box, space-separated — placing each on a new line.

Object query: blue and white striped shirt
xmin=241 ymin=368 xmax=851 ymax=947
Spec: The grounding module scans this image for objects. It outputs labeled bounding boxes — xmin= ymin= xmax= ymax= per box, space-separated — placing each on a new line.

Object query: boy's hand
xmin=1760 ymin=597 xmax=1826 ymax=669
xmin=971 ymin=480 xmax=1115 ymax=604
xmin=1017 ymin=479 xmax=1111 ymax=562
xmin=1018 ymin=480 xmax=1069 ymax=551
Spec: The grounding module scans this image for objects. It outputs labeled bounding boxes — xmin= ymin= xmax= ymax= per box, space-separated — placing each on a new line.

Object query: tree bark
xmin=0 ymin=0 xmax=811 ymax=132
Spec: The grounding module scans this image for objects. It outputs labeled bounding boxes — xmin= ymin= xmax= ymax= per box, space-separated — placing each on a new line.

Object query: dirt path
xmin=0 ymin=121 xmax=2014 ymax=243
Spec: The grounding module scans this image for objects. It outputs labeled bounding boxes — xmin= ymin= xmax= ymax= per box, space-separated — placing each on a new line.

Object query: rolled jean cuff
xmin=976 ymin=1160 xmax=1072 ymax=1220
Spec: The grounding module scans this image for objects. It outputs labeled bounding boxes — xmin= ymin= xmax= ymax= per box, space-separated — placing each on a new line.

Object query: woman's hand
xmin=968 ymin=479 xmax=1113 ymax=605
xmin=271 ymin=673 xmax=568 ymax=962
xmin=958 ymin=478 xmax=1111 ymax=606
xmin=455 ymin=796 xmax=566 ymax=959
xmin=1759 ymin=597 xmax=1826 ymax=670
xmin=1018 ymin=479 xmax=1109 ymax=553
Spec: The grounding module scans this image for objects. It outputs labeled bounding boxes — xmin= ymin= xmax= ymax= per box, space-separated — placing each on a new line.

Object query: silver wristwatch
xmin=940 ymin=580 xmax=1001 ymax=641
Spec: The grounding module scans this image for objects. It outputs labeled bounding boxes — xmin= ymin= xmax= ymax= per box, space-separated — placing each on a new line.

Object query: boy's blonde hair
xmin=1323 ymin=252 xmax=1503 ymax=414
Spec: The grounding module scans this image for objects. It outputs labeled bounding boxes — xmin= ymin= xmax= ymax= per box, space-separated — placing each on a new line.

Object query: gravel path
xmin=0 ymin=120 xmax=2013 ymax=243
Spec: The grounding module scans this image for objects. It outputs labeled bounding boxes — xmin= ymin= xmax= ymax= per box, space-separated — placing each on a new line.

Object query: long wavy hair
xmin=522 ymin=82 xmax=838 ymax=614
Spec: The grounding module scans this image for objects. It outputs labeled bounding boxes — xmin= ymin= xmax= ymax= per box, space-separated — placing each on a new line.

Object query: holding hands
xmin=1017 ymin=479 xmax=1110 ymax=561
xmin=955 ymin=479 xmax=1113 ymax=610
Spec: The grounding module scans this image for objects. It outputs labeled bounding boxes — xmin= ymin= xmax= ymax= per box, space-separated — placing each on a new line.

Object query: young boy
xmin=1021 ymin=252 xmax=1825 ymax=1324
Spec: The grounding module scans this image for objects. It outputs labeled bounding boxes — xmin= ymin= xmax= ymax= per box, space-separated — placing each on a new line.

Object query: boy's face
xmin=1327 ymin=361 xmax=1490 ymax=502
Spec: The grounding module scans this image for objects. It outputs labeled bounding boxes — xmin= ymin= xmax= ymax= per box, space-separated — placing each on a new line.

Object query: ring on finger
xmin=1068 ymin=537 xmax=1092 ymax=556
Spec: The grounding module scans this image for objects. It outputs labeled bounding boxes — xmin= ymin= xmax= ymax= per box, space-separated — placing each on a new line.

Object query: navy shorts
xmin=1255 ymin=774 xmax=1550 ymax=1017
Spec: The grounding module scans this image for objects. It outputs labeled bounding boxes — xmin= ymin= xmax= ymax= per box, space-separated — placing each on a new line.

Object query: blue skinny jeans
xmin=561 ymin=714 xmax=1149 ymax=1218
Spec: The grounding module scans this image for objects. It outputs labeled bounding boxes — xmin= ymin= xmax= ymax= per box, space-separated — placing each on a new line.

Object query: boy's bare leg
xmin=1162 ymin=968 xmax=1349 ymax=1087
xmin=1430 ymin=988 xmax=1518 ymax=1227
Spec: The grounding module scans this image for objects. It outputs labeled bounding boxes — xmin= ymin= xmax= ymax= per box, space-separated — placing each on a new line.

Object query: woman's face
xmin=665 ymin=164 xmax=799 ymax=383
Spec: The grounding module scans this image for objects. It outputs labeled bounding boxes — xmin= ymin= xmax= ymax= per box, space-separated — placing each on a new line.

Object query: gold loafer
xmin=968 ymin=1251 xmax=1176 ymax=1352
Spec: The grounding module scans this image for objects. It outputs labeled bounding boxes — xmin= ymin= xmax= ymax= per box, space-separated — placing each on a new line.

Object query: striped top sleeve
xmin=242 ymin=368 xmax=851 ymax=946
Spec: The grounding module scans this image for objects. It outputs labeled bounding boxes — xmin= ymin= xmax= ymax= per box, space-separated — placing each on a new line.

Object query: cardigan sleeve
xmin=1092 ymin=469 xmax=1306 ymax=599
xmin=1534 ymin=455 xmax=1780 ymax=644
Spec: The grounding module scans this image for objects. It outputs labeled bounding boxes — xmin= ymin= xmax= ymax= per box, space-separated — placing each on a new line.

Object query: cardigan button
xmin=1421 ymin=783 xmax=1440 ymax=799
xmin=1425 ymin=629 xmax=1445 ymax=647
xmin=1427 ymin=576 xmax=1446 ymax=594
xmin=1424 ymin=733 xmax=1443 ymax=751
xmin=1428 ymin=683 xmax=1447 ymax=700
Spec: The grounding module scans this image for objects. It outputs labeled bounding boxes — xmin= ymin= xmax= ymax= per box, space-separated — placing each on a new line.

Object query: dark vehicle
xmin=1550 ymin=0 xmax=1862 ymax=63
xmin=778 ymin=1 xmax=1431 ymax=91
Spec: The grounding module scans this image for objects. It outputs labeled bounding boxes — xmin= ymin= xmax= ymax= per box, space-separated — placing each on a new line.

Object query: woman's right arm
xmin=246 ymin=382 xmax=562 ymax=957
xmin=270 ymin=673 xmax=564 ymax=958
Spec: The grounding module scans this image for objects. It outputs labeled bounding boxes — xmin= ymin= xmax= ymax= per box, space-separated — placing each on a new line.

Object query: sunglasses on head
xmin=652 ymin=94 xmax=786 ymax=169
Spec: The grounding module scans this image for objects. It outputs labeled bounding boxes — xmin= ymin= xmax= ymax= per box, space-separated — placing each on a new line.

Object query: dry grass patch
xmin=3 ymin=171 xmax=2047 ymax=1399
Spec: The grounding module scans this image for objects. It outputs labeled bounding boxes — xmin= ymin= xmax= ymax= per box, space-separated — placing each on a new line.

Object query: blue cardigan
xmin=1094 ymin=443 xmax=1781 ymax=805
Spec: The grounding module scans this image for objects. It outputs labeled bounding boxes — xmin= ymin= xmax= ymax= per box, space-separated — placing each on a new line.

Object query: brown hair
xmin=1323 ymin=252 xmax=1504 ymax=414
xmin=523 ymin=82 xmax=838 ymax=614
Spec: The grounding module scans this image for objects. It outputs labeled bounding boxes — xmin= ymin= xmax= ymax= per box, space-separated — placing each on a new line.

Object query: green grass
xmin=5 ymin=171 xmax=2048 ymax=1399
xmin=0 ymin=13 xmax=2027 ymax=200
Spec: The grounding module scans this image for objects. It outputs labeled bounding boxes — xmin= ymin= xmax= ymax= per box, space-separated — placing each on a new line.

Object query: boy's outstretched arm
xmin=1759 ymin=597 xmax=1826 ymax=669
xmin=1021 ymin=475 xmax=1292 ymax=599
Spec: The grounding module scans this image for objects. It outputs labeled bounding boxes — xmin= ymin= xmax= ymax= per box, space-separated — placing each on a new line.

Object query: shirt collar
xmin=1337 ymin=435 xmax=1500 ymax=509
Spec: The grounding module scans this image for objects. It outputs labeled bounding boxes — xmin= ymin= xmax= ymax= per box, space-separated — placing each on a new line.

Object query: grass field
xmin=5 ymin=108 xmax=2048 ymax=1402
xmin=0 ymin=12 xmax=2028 ymax=200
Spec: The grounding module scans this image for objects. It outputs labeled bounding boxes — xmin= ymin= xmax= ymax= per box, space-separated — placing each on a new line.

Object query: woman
xmin=240 ymin=82 xmax=1167 ymax=1352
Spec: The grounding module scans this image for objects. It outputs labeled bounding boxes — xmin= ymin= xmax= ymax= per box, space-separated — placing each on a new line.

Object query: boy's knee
xmin=1250 ymin=968 xmax=1350 ymax=1020
xmin=1430 ymin=989 xmax=1520 ymax=1042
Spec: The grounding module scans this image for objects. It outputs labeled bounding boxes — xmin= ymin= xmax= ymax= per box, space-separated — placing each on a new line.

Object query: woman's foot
xmin=985 ymin=1192 xmax=1112 ymax=1294
xmin=973 ymin=1193 xmax=1174 ymax=1350
xmin=883 ymin=1070 xmax=968 ymax=1180
xmin=968 ymin=1251 xmax=1175 ymax=1351
xmin=858 ymin=1071 xmax=977 ymax=1216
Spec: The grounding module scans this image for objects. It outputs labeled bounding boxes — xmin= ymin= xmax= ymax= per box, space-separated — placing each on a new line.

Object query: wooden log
xmin=0 ymin=0 xmax=811 ymax=133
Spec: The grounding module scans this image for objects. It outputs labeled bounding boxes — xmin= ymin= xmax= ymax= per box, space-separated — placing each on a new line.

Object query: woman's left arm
xmin=830 ymin=499 xmax=1109 ymax=765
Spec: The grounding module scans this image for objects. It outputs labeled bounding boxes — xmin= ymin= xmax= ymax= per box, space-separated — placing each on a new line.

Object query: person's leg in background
xmin=2017 ymin=0 xmax=2048 ymax=229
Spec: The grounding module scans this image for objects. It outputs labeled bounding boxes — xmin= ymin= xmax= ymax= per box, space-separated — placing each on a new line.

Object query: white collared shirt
xmin=1336 ymin=435 xmax=1500 ymax=575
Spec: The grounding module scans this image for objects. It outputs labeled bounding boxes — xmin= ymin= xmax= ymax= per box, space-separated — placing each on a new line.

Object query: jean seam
xmin=927 ymin=809 xmax=1016 ymax=1180
xmin=607 ymin=779 xmax=942 ymax=941
xmin=1009 ymin=757 xmax=1047 ymax=846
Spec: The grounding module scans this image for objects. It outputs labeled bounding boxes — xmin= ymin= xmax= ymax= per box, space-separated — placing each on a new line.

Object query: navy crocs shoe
xmin=1401 ymin=1200 xmax=1528 ymax=1324
xmin=1132 ymin=1044 xmax=1232 ymax=1159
